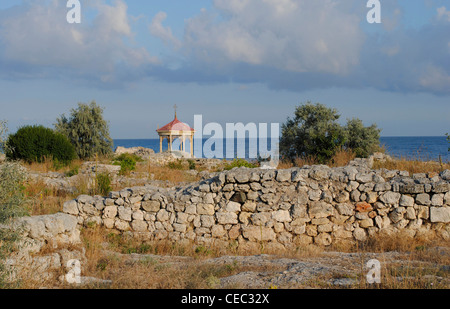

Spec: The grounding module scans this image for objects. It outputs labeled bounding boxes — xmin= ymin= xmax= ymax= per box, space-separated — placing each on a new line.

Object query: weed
xmin=65 ymin=165 xmax=79 ymax=177
xmin=113 ymin=153 xmax=142 ymax=175
xmin=223 ymin=158 xmax=258 ymax=170
xmin=95 ymin=173 xmax=111 ymax=197
xmin=187 ymin=159 xmax=196 ymax=170
xmin=167 ymin=159 xmax=185 ymax=170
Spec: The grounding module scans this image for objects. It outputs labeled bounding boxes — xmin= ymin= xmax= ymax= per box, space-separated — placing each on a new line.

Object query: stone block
xmin=242 ymin=226 xmax=276 ymax=242
xmin=430 ymin=207 xmax=450 ymax=223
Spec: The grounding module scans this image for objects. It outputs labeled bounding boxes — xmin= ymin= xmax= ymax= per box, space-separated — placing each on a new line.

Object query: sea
xmin=113 ymin=136 xmax=450 ymax=163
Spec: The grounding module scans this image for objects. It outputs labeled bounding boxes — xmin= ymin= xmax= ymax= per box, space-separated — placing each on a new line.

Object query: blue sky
xmin=0 ymin=0 xmax=449 ymax=139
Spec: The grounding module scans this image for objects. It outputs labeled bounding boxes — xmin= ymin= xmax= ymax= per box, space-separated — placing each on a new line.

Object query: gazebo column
xmin=159 ymin=136 xmax=163 ymax=153
xmin=190 ymin=134 xmax=194 ymax=157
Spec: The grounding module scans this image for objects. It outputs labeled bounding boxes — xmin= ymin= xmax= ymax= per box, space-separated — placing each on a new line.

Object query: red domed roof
xmin=157 ymin=115 xmax=195 ymax=132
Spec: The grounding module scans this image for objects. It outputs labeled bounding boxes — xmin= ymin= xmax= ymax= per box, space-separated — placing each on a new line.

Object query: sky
xmin=0 ymin=0 xmax=449 ymax=139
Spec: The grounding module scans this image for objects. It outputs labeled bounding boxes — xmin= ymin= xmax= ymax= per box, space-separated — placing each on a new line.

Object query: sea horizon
xmin=113 ymin=136 xmax=450 ymax=162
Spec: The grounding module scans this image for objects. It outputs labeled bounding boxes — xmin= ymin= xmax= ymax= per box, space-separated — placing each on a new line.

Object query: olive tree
xmin=280 ymin=102 xmax=381 ymax=163
xmin=280 ymin=102 xmax=346 ymax=163
xmin=55 ymin=101 xmax=113 ymax=159
xmin=344 ymin=118 xmax=381 ymax=158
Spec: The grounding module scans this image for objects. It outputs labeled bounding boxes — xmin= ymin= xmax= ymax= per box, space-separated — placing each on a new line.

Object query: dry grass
xmin=64 ymin=226 xmax=286 ymax=289
xmin=72 ymin=226 xmax=449 ymax=290
xmin=23 ymin=156 xmax=84 ymax=174
xmin=24 ymin=178 xmax=71 ymax=216
xmin=278 ymin=148 xmax=357 ymax=169
xmin=134 ymin=160 xmax=201 ymax=185
xmin=12 ymin=152 xmax=450 ymax=289
xmin=373 ymin=157 xmax=449 ymax=175
xmin=331 ymin=233 xmax=450 ymax=289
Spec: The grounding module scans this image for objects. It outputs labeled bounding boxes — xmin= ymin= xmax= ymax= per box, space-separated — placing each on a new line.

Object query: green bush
xmin=223 ymin=158 xmax=258 ymax=170
xmin=95 ymin=172 xmax=112 ymax=196
xmin=280 ymin=102 xmax=381 ymax=163
xmin=0 ymin=162 xmax=28 ymax=287
xmin=167 ymin=159 xmax=184 ymax=170
xmin=65 ymin=165 xmax=80 ymax=177
xmin=280 ymin=102 xmax=346 ymax=164
xmin=187 ymin=159 xmax=196 ymax=170
xmin=5 ymin=125 xmax=76 ymax=164
xmin=344 ymin=118 xmax=381 ymax=158
xmin=113 ymin=153 xmax=141 ymax=175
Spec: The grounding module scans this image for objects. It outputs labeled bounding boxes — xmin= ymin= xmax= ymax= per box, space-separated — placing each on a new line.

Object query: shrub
xmin=65 ymin=165 xmax=80 ymax=177
xmin=280 ymin=102 xmax=381 ymax=163
xmin=223 ymin=158 xmax=258 ymax=170
xmin=5 ymin=125 xmax=76 ymax=165
xmin=167 ymin=159 xmax=184 ymax=170
xmin=55 ymin=101 xmax=113 ymax=160
xmin=113 ymin=153 xmax=140 ymax=175
xmin=280 ymin=102 xmax=346 ymax=164
xmin=0 ymin=162 xmax=28 ymax=287
xmin=187 ymin=159 xmax=196 ymax=170
xmin=344 ymin=118 xmax=381 ymax=158
xmin=95 ymin=173 xmax=112 ymax=196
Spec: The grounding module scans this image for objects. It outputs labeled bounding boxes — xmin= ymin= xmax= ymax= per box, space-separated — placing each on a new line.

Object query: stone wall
xmin=6 ymin=213 xmax=86 ymax=282
xmin=62 ymin=159 xmax=450 ymax=251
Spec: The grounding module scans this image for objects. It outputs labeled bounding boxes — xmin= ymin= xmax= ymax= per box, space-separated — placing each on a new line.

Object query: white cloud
xmin=437 ymin=6 xmax=450 ymax=22
xmin=0 ymin=0 xmax=158 ymax=84
xmin=149 ymin=12 xmax=182 ymax=49
xmin=419 ymin=65 xmax=450 ymax=92
xmin=1 ymin=0 xmax=449 ymax=96
xmin=182 ymin=0 xmax=365 ymax=75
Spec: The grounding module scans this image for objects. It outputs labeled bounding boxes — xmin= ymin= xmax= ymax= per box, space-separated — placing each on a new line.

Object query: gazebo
xmin=156 ymin=106 xmax=195 ymax=157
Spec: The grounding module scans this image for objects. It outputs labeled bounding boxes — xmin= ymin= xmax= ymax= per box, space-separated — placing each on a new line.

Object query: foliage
xmin=187 ymin=159 xmax=196 ymax=170
xmin=280 ymin=102 xmax=381 ymax=163
xmin=280 ymin=102 xmax=346 ymax=164
xmin=344 ymin=118 xmax=381 ymax=158
xmin=223 ymin=158 xmax=258 ymax=170
xmin=113 ymin=153 xmax=141 ymax=175
xmin=0 ymin=161 xmax=29 ymax=287
xmin=55 ymin=101 xmax=113 ymax=160
xmin=167 ymin=159 xmax=184 ymax=170
xmin=5 ymin=125 xmax=76 ymax=165
xmin=95 ymin=173 xmax=112 ymax=196
xmin=65 ymin=165 xmax=80 ymax=177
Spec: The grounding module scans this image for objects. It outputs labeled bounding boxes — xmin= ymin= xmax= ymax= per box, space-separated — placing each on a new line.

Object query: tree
xmin=344 ymin=118 xmax=381 ymax=158
xmin=280 ymin=102 xmax=346 ymax=163
xmin=5 ymin=125 xmax=76 ymax=164
xmin=280 ymin=102 xmax=381 ymax=164
xmin=55 ymin=101 xmax=113 ymax=160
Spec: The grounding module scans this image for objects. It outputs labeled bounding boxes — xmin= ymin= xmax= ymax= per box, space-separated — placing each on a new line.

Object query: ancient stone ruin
xmin=62 ymin=157 xmax=450 ymax=251
xmin=6 ymin=155 xmax=450 ymax=284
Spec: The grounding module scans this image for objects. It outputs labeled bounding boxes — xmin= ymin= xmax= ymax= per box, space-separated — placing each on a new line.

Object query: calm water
xmin=113 ymin=136 xmax=450 ymax=162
